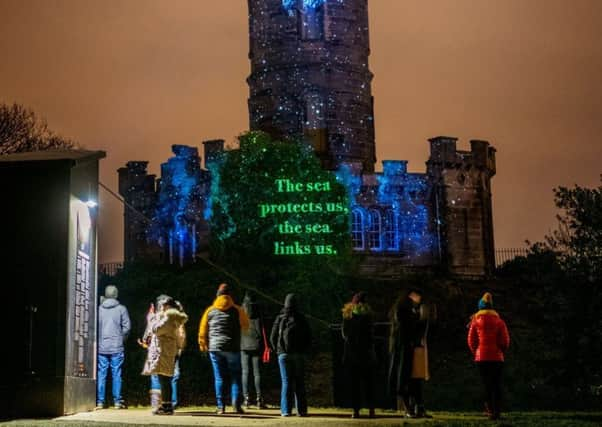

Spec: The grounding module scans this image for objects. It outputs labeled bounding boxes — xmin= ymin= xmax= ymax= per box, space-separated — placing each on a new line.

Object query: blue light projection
xmin=335 ymin=163 xmax=361 ymax=206
xmin=377 ymin=162 xmax=434 ymax=256
xmin=149 ymin=145 xmax=206 ymax=265
xmin=282 ymin=0 xmax=325 ymax=10
xmin=334 ymin=160 xmax=435 ymax=257
xmin=205 ymin=159 xmax=237 ymax=242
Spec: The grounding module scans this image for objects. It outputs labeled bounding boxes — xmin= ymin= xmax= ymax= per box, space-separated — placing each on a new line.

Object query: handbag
xmin=411 ymin=345 xmax=428 ymax=379
xmin=261 ymin=324 xmax=271 ymax=364
xmin=411 ymin=319 xmax=430 ymax=380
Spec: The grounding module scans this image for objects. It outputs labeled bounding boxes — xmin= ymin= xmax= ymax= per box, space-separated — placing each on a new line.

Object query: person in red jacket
xmin=467 ymin=292 xmax=510 ymax=420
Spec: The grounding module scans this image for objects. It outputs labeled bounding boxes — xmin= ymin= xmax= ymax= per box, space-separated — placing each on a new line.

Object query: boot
xmin=150 ymin=390 xmax=161 ymax=411
xmin=402 ymin=397 xmax=415 ymax=418
xmin=490 ymin=399 xmax=501 ymax=420
xmin=415 ymin=405 xmax=432 ymax=419
xmin=484 ymin=402 xmax=492 ymax=417
xmin=153 ymin=402 xmax=173 ymax=415
xmin=257 ymin=396 xmax=267 ymax=409
xmin=243 ymin=395 xmax=250 ymax=408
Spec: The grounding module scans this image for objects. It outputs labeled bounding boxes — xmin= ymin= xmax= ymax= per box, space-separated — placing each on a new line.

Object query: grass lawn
xmin=1 ymin=407 xmax=601 ymax=427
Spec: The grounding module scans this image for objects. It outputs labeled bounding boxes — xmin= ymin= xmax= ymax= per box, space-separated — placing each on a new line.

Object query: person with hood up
xmin=97 ymin=285 xmax=131 ymax=409
xmin=342 ymin=292 xmax=376 ymax=419
xmin=140 ymin=300 xmax=187 ymax=411
xmin=198 ymin=283 xmax=250 ymax=414
xmin=387 ymin=289 xmax=431 ymax=419
xmin=240 ymin=292 xmax=267 ymax=409
xmin=467 ymin=292 xmax=510 ymax=421
xmin=142 ymin=295 xmax=189 ymax=415
xmin=270 ymin=293 xmax=311 ymax=417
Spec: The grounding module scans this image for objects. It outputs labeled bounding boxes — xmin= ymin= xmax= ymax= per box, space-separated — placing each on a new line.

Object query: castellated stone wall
xmin=117 ymin=1 xmax=498 ymax=277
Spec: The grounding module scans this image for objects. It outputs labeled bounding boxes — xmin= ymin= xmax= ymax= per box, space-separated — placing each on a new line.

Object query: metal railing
xmin=495 ymin=248 xmax=529 ymax=268
xmin=99 ymin=262 xmax=124 ymax=277
xmin=101 ymin=249 xmax=530 ymax=275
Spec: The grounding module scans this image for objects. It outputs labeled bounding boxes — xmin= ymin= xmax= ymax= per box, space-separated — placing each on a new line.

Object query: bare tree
xmin=0 ymin=103 xmax=76 ymax=155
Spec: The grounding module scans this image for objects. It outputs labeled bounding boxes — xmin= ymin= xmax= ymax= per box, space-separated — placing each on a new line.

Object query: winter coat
xmin=240 ymin=297 xmax=264 ymax=352
xmin=270 ymin=294 xmax=311 ymax=355
xmin=467 ymin=310 xmax=510 ymax=362
xmin=98 ymin=298 xmax=131 ymax=354
xmin=142 ymin=310 xmax=187 ymax=356
xmin=142 ymin=308 xmax=188 ymax=376
xmin=198 ymin=295 xmax=250 ymax=352
xmin=387 ymin=299 xmax=428 ymax=396
xmin=341 ymin=302 xmax=376 ymax=366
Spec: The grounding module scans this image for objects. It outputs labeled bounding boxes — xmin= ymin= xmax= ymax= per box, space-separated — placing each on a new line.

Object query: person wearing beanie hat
xmin=478 ymin=292 xmax=494 ymax=310
xmin=341 ymin=292 xmax=376 ymax=419
xmin=97 ymin=285 xmax=131 ymax=410
xmin=270 ymin=293 xmax=312 ymax=417
xmin=198 ymin=283 xmax=250 ymax=414
xmin=216 ymin=283 xmax=230 ymax=296
xmin=467 ymin=292 xmax=511 ymax=420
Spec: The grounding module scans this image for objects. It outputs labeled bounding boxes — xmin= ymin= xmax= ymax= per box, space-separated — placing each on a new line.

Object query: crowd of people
xmin=96 ymin=284 xmax=510 ymax=421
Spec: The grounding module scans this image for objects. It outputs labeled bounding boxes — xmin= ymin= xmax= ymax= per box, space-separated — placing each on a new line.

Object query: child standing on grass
xmin=467 ymin=292 xmax=510 ymax=421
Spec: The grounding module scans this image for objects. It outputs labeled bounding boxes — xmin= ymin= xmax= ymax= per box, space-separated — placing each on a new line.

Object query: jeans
xmin=97 ymin=352 xmax=124 ymax=405
xmin=241 ymin=350 xmax=262 ymax=400
xmin=209 ymin=351 xmax=242 ymax=409
xmin=150 ymin=358 xmax=180 ymax=406
xmin=478 ymin=361 xmax=504 ymax=416
xmin=278 ymin=353 xmax=307 ymax=416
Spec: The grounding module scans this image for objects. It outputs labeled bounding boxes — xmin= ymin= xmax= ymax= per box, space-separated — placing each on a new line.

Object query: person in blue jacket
xmin=97 ymin=285 xmax=131 ymax=409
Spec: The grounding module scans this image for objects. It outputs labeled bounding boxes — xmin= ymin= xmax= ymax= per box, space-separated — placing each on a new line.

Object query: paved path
xmin=57 ymin=407 xmax=422 ymax=426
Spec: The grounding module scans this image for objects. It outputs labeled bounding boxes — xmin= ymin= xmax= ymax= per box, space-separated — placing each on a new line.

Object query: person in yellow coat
xmin=198 ymin=283 xmax=249 ymax=414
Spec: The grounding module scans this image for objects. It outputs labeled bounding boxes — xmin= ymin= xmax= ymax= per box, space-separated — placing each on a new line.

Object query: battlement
xmin=202 ymin=139 xmax=225 ymax=168
xmin=428 ymin=136 xmax=496 ymax=174
xmin=117 ymin=161 xmax=155 ymax=197
xmin=382 ymin=160 xmax=408 ymax=176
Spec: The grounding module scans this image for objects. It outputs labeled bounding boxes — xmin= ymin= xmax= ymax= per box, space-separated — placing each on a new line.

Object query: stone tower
xmin=247 ymin=0 xmax=377 ymax=172
xmin=117 ymin=161 xmax=159 ymax=262
xmin=427 ymin=137 xmax=497 ymax=276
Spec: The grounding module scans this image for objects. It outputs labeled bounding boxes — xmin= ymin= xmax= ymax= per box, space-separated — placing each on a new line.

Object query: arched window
xmin=299 ymin=3 xmax=324 ymax=40
xmin=384 ymin=208 xmax=399 ymax=251
xmin=367 ymin=209 xmax=382 ymax=251
xmin=351 ymin=208 xmax=364 ymax=250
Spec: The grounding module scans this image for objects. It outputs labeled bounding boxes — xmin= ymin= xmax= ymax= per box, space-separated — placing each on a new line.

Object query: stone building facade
xmin=118 ymin=0 xmax=497 ymax=276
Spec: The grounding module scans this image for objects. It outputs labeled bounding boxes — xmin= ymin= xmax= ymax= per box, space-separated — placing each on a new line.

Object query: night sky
xmin=1 ymin=0 xmax=600 ymax=263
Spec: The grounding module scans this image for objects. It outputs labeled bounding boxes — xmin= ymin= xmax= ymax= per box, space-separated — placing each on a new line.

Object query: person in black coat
xmin=240 ymin=292 xmax=267 ymax=408
xmin=341 ymin=292 xmax=376 ymax=419
xmin=270 ymin=293 xmax=311 ymax=417
xmin=387 ymin=289 xmax=431 ymax=418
